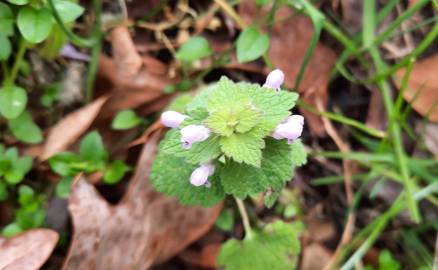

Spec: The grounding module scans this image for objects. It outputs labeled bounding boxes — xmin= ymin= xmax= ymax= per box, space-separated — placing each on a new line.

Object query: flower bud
xmin=180 ymin=125 xmax=211 ymax=149
xmin=190 ymin=163 xmax=215 ymax=186
xmin=263 ymin=69 xmax=285 ymax=90
xmin=60 ymin=44 xmax=90 ymax=62
xmin=161 ymin=111 xmax=188 ymax=128
xmin=272 ymin=114 xmax=304 ymax=144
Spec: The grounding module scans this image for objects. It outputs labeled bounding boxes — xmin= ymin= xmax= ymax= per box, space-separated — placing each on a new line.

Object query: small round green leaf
xmin=2 ymin=223 xmax=23 ymax=237
xmin=236 ymin=26 xmax=270 ymax=63
xmin=103 ymin=160 xmax=130 ymax=184
xmin=176 ymin=36 xmax=212 ymax=62
xmin=0 ymin=3 xmax=14 ymax=36
xmin=55 ymin=177 xmax=73 ymax=198
xmin=8 ymin=111 xmax=43 ymax=144
xmin=17 ymin=7 xmax=53 ymax=43
xmin=111 ymin=110 xmax=142 ymax=130
xmin=53 ymin=0 xmax=84 ymax=23
xmin=0 ymin=86 xmax=28 ymax=119
xmin=79 ymin=131 xmax=108 ymax=162
xmin=6 ymin=0 xmax=28 ymax=5
xmin=0 ymin=35 xmax=11 ymax=60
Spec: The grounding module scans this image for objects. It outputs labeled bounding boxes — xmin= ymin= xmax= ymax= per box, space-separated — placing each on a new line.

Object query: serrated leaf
xmin=220 ymin=130 xmax=265 ymax=167
xmin=236 ymin=26 xmax=270 ymax=63
xmin=150 ymin=151 xmax=224 ymax=207
xmin=245 ymin=83 xmax=299 ymax=135
xmin=176 ymin=36 xmax=212 ymax=62
xmin=186 ymin=85 xmax=215 ymax=113
xmin=0 ymin=86 xmax=28 ymax=119
xmin=8 ymin=111 xmax=43 ymax=144
xmin=290 ymin=139 xmax=307 ymax=167
xmin=207 ymin=77 xmax=250 ymax=113
xmin=205 ymin=104 xmax=262 ymax=136
xmin=218 ymin=220 xmax=303 ymax=270
xmin=17 ymin=7 xmax=53 ymax=43
xmin=220 ymin=138 xmax=298 ymax=198
xmin=0 ymin=3 xmax=14 ymax=36
xmin=160 ymin=129 xmax=222 ymax=164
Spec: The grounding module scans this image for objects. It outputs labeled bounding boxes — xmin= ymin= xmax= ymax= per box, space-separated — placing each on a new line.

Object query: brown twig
xmin=316 ymin=98 xmax=356 ymax=270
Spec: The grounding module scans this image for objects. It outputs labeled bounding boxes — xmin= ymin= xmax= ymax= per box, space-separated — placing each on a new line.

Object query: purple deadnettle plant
xmin=151 ymin=69 xmax=307 ymax=207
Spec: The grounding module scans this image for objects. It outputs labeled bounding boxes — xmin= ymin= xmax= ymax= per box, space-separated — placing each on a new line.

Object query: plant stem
xmin=5 ymin=39 xmax=27 ymax=86
xmin=234 ymin=197 xmax=253 ymax=239
xmin=47 ymin=0 xmax=97 ymax=48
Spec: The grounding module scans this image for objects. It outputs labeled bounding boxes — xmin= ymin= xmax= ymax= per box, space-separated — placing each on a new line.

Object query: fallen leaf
xmin=179 ymin=244 xmax=221 ymax=269
xmin=239 ymin=2 xmax=337 ymax=136
xmin=302 ymin=218 xmax=336 ymax=243
xmin=0 ymin=229 xmax=59 ymax=270
xmin=62 ymin=131 xmax=222 ymax=270
xmin=41 ymin=95 xmax=109 ymax=161
xmin=301 ymin=243 xmax=332 ymax=270
xmin=395 ymin=54 xmax=438 ymax=122
xmin=96 ymin=27 xmax=171 ymax=118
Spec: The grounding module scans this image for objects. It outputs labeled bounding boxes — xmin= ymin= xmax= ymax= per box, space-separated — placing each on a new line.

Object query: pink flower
xmin=263 ymin=69 xmax=285 ymax=91
xmin=180 ymin=125 xmax=211 ymax=149
xmin=190 ymin=163 xmax=215 ymax=187
xmin=272 ymin=114 xmax=304 ymax=144
xmin=161 ymin=111 xmax=188 ymax=128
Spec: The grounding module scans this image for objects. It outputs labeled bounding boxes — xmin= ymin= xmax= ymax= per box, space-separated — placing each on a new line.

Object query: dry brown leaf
xmin=179 ymin=244 xmax=221 ymax=269
xmin=424 ymin=123 xmax=438 ymax=160
xmin=96 ymin=27 xmax=171 ymax=118
xmin=0 ymin=229 xmax=59 ymax=270
xmin=62 ymin=131 xmax=222 ymax=270
xmin=239 ymin=2 xmax=337 ymax=136
xmin=110 ymin=27 xmax=143 ymax=81
xmin=395 ymin=54 xmax=438 ymax=122
xmin=301 ymin=243 xmax=332 ymax=270
xmin=41 ymin=95 xmax=109 ymax=161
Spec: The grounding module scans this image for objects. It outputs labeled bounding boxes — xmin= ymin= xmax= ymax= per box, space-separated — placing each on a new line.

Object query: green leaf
xmin=220 ymin=139 xmax=299 ymax=198
xmin=0 ymin=181 xmax=8 ymax=201
xmin=166 ymin=93 xmax=194 ymax=112
xmin=218 ymin=220 xmax=303 ymax=270
xmin=111 ymin=110 xmax=142 ymax=130
xmin=2 ymin=223 xmax=23 ymax=237
xmin=4 ymin=156 xmax=32 ymax=184
xmin=220 ymin=130 xmax=265 ymax=167
xmin=205 ymin=105 xmax=262 ymax=136
xmin=38 ymin=24 xmax=67 ymax=60
xmin=150 ymin=151 xmax=225 ymax=207
xmin=52 ymin=0 xmax=84 ymax=23
xmin=48 ymin=152 xmax=81 ymax=176
xmin=379 ymin=250 xmax=401 ymax=270
xmin=103 ymin=160 xmax=130 ymax=184
xmin=0 ymin=3 xmax=14 ymax=36
xmin=8 ymin=111 xmax=43 ymax=144
xmin=79 ymin=131 xmax=108 ymax=162
xmin=236 ymin=26 xmax=270 ymax=63
xmin=55 ymin=177 xmax=73 ymax=198
xmin=0 ymin=86 xmax=28 ymax=119
xmin=215 ymin=209 xmax=234 ymax=231
xmin=0 ymin=34 xmax=11 ymax=60
xmin=17 ymin=7 xmax=53 ymax=43
xmin=6 ymin=0 xmax=28 ymax=5
xmin=160 ymin=129 xmax=222 ymax=165
xmin=176 ymin=36 xmax=212 ymax=62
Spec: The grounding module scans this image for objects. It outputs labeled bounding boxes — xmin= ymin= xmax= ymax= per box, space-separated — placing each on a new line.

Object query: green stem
xmin=85 ymin=34 xmax=102 ymax=103
xmin=234 ymin=197 xmax=253 ymax=239
xmin=5 ymin=39 xmax=27 ymax=86
xmin=47 ymin=0 xmax=97 ymax=48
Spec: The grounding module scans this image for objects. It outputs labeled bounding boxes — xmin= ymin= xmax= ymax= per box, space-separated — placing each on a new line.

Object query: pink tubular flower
xmin=180 ymin=125 xmax=211 ymax=149
xmin=272 ymin=114 xmax=304 ymax=144
xmin=263 ymin=69 xmax=285 ymax=90
xmin=190 ymin=163 xmax=215 ymax=187
xmin=161 ymin=111 xmax=188 ymax=128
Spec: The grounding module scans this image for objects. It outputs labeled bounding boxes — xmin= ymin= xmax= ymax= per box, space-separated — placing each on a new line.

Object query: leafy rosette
xmin=150 ymin=75 xmax=307 ymax=207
